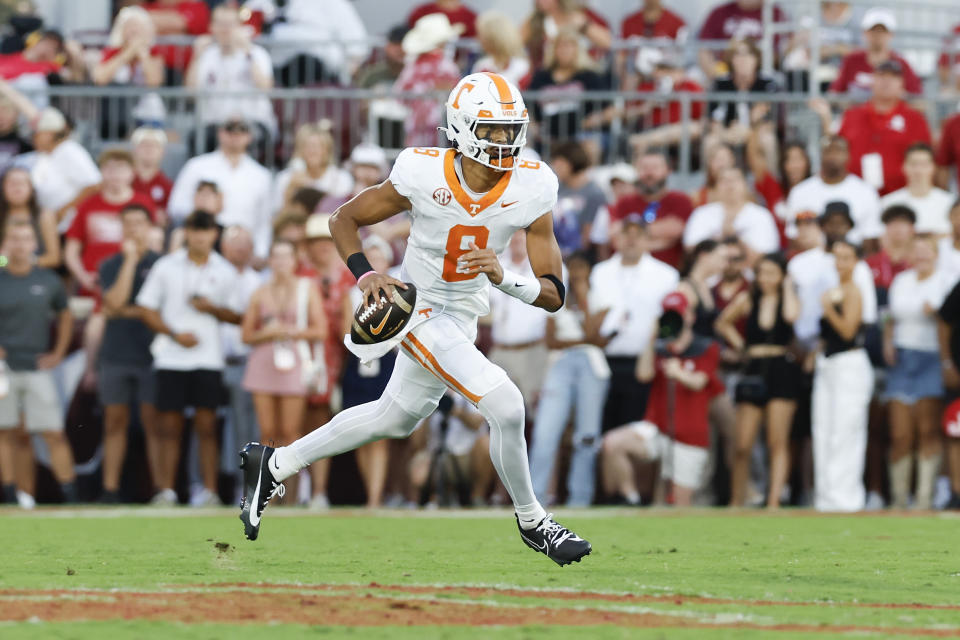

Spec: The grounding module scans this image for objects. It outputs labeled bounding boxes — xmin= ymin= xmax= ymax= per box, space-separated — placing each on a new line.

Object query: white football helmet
xmin=441 ymin=72 xmax=529 ymax=171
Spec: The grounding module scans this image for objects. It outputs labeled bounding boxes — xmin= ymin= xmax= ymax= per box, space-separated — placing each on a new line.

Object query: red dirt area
xmin=209 ymin=581 xmax=960 ymax=612
xmin=2 ymin=585 xmax=959 ymax=636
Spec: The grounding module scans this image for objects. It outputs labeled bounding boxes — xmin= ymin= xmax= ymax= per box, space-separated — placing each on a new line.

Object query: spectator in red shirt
xmin=627 ymin=56 xmax=704 ymax=156
xmin=611 ymin=150 xmax=692 ymax=269
xmin=131 ymin=127 xmax=172 ymax=223
xmin=65 ymin=148 xmax=156 ymax=295
xmin=829 ymin=8 xmax=922 ymax=96
xmin=838 ymin=60 xmax=931 ymax=196
xmin=395 ymin=13 xmax=463 ymax=148
xmin=697 ymin=0 xmax=787 ymax=80
xmin=0 ymin=29 xmax=85 ymax=87
xmin=93 ymin=6 xmax=163 ymax=88
xmin=621 ymin=0 xmax=687 ymax=40
xmin=408 ymin=0 xmax=477 ymax=38
xmin=602 ymin=291 xmax=722 ymax=506
xmin=521 ymin=0 xmax=612 ymax=70
xmin=935 ymin=111 xmax=960 ymax=189
xmin=143 ymin=0 xmax=211 ymax=74
xmin=866 ymin=204 xmax=915 ymax=304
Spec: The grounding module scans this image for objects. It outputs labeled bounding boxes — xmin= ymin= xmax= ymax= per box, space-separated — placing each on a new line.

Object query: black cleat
xmin=238 ymin=442 xmax=284 ymax=541
xmin=517 ymin=513 xmax=592 ymax=566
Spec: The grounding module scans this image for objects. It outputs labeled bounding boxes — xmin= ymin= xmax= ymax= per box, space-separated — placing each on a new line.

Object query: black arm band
xmin=346 ymin=252 xmax=375 ymax=280
xmin=539 ymin=273 xmax=565 ymax=305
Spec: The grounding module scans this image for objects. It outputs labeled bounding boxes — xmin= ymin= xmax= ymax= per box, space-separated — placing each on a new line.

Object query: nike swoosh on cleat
xmin=271 ymin=454 xmax=280 ymax=472
xmin=501 ymin=200 xmax=519 ymax=208
xmin=370 ymin=308 xmax=392 ymax=336
xmin=248 ymin=470 xmax=262 ymax=527
xmin=520 ymin=531 xmax=548 ymax=552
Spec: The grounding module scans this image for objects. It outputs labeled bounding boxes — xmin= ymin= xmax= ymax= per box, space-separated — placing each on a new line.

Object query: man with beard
xmin=611 ymin=150 xmax=692 ymax=269
xmin=786 ymin=135 xmax=882 ymax=254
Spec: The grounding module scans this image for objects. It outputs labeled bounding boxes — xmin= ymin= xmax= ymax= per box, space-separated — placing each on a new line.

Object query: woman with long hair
xmin=521 ymin=0 xmax=611 ymax=70
xmin=527 ymin=27 xmax=612 ymax=146
xmin=677 ymin=240 xmax=727 ymax=338
xmin=715 ymin=252 xmax=800 ymax=507
xmin=242 ymin=240 xmax=328 ymax=497
xmin=273 ymin=122 xmax=353 ymax=215
xmin=0 ymin=167 xmax=59 ymax=268
xmin=93 ymin=6 xmax=164 ymax=87
xmin=812 ymin=239 xmax=873 ymax=511
xmin=884 ymin=235 xmax=949 ymax=509
xmin=691 ymin=142 xmax=736 ymax=207
xmin=471 ymin=11 xmax=530 ymax=86
xmin=750 ymin=139 xmax=811 ymax=237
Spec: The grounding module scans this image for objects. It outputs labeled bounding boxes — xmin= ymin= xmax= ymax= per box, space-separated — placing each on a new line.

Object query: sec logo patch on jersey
xmin=433 ymin=188 xmax=452 ymax=206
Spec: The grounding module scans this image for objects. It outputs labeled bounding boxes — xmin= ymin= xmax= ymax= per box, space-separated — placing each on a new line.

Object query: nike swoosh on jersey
xmin=248 ymin=471 xmax=263 ymax=527
xmin=370 ymin=308 xmax=393 ymax=336
xmin=501 ymin=200 xmax=519 ymax=208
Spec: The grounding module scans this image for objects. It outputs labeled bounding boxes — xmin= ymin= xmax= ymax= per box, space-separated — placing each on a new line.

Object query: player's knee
xmin=375 ymin=396 xmax=424 ymax=439
xmin=478 ymin=381 xmax=525 ymax=429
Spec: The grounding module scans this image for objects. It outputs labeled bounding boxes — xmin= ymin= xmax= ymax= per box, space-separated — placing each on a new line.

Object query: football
xmin=350 ymin=282 xmax=417 ymax=344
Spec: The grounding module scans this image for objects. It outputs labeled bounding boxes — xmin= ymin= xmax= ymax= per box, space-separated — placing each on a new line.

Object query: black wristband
xmin=539 ymin=273 xmax=565 ymax=306
xmin=346 ymin=252 xmax=374 ymax=281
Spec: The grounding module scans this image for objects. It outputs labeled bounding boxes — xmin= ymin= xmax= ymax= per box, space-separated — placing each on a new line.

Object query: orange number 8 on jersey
xmin=441 ymin=224 xmax=490 ymax=282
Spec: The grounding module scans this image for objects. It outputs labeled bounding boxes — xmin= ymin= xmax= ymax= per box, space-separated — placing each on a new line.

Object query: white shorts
xmin=658 ymin=435 xmax=709 ymax=490
xmin=383 ymin=310 xmax=512 ymax=418
xmin=0 ymin=369 xmax=63 ymax=432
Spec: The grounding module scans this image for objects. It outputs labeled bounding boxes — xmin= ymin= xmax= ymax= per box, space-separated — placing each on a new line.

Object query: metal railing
xmin=28 ymin=84 xmax=957 ymax=192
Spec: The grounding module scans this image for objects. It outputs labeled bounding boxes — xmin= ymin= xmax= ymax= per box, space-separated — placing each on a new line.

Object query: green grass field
xmin=1 ymin=508 xmax=958 ymax=638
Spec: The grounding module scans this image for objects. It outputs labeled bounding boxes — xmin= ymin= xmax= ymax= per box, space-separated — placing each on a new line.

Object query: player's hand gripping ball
xmin=351 ymin=282 xmax=417 ymax=344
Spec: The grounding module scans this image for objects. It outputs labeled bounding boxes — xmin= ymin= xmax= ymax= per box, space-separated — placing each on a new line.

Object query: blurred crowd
xmin=3 ymin=0 xmax=960 ymax=512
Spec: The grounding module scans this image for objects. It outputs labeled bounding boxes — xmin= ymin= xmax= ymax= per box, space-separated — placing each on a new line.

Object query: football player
xmin=239 ymin=72 xmax=591 ymax=566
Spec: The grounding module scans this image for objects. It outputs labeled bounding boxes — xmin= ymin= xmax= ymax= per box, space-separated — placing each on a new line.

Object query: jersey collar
xmin=443 ymin=149 xmax=512 ymax=217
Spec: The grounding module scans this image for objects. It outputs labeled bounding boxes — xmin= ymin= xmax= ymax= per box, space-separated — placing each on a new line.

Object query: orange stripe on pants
xmin=405 ymin=332 xmax=482 ymax=404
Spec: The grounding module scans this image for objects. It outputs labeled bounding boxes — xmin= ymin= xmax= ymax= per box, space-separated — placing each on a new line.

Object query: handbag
xmin=734 ymin=374 xmax=768 ymax=405
xmin=295 ymin=278 xmax=328 ymax=395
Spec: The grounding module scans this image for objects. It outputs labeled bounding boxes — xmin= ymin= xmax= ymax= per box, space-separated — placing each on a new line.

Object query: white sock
xmin=516 ymin=502 xmax=548 ymax=530
xmin=268 ymin=446 xmax=305 ymax=483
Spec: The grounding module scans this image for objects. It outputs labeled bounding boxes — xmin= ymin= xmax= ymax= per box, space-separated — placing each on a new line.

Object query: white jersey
xmin=389 ymin=147 xmax=558 ymax=318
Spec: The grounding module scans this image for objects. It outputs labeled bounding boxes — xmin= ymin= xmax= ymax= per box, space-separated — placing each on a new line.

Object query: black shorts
xmin=155 ymin=369 xmax=223 ymax=412
xmin=735 ymin=355 xmax=801 ymax=406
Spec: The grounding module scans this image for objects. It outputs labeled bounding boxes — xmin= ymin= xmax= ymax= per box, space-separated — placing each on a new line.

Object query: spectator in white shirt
xmin=881 ymin=143 xmax=954 ymax=236
xmin=591 ymin=214 xmax=679 ymax=430
xmin=788 ymin=207 xmax=879 ymax=350
xmin=0 ymin=78 xmax=102 ymax=228
xmin=683 ymin=167 xmax=779 ymax=262
xmin=884 ymin=235 xmax=949 ymax=510
xmin=272 ymin=0 xmax=370 ymax=86
xmin=218 ymin=226 xmax=263 ymax=481
xmin=938 ymin=200 xmax=960 ymax=287
xmin=167 ymin=118 xmax=273 ymax=258
xmin=135 ymin=211 xmax=243 ymax=506
xmin=786 ymin=135 xmax=882 ymax=251
xmin=272 ymin=122 xmax=354 ymax=216
xmin=185 ymin=5 xmax=276 ymax=154
xmin=488 ymin=230 xmax=548 ymax=415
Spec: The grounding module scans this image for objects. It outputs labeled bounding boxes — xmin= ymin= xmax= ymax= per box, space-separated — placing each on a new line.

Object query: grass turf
xmin=1 ymin=508 xmax=958 ymax=638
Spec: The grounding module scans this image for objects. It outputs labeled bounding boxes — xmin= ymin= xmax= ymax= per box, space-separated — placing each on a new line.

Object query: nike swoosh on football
xmin=370 ymin=307 xmax=393 ymax=336
xmin=501 ymin=200 xmax=519 ymax=208
xmin=248 ymin=470 xmax=263 ymax=526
